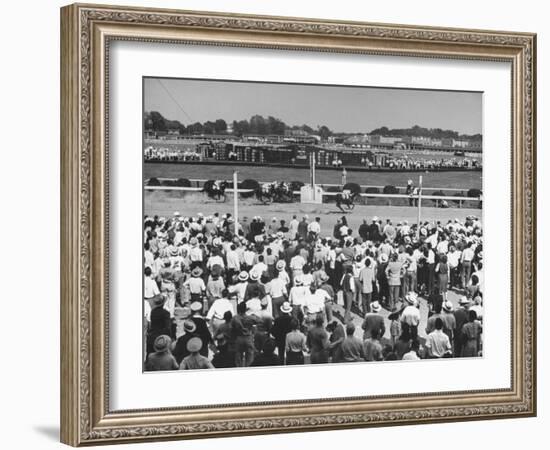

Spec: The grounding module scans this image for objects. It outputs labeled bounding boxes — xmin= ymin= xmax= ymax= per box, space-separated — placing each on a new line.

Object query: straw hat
xmin=191 ymin=267 xmax=203 ymax=277
xmin=186 ymin=337 xmax=202 ymax=353
xmin=238 ymin=271 xmax=249 ymax=282
xmin=459 ymin=296 xmax=471 ymax=305
xmin=371 ymin=301 xmax=381 ymax=313
xmin=249 ymin=271 xmax=260 ymax=282
xmin=276 ymin=260 xmax=286 ymax=271
xmin=183 ymin=319 xmax=197 ymax=333
xmin=190 ymin=301 xmax=203 ymax=312
xmin=153 ymin=335 xmax=171 ymax=352
xmin=280 ymin=301 xmax=292 ymax=314
xmin=405 ymin=292 xmax=418 ymax=305
xmin=443 ymin=301 xmax=454 ymax=312
xmin=152 ymin=295 xmax=166 ymax=307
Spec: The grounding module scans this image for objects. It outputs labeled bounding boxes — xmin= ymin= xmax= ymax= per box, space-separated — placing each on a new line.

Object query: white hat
xmin=249 ymin=271 xmax=260 ymax=281
xmin=190 ymin=301 xmax=202 ymax=312
xmin=371 ymin=301 xmax=381 ymax=312
xmin=238 ymin=271 xmax=249 ymax=282
xmin=372 ymin=216 xmax=379 ymax=222
xmin=173 ymin=211 xmax=180 ymax=216
xmin=443 ymin=301 xmax=453 ymax=312
xmin=280 ymin=301 xmax=292 ymax=314
xmin=405 ymin=292 xmax=418 ymax=305
xmin=379 ymin=253 xmax=389 ymax=263
xmin=459 ymin=296 xmax=470 ymax=305
xmin=294 ymin=276 xmax=304 ymax=286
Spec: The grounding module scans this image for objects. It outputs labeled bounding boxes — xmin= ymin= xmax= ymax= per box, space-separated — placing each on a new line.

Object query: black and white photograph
xmin=142 ymin=77 xmax=484 ymax=371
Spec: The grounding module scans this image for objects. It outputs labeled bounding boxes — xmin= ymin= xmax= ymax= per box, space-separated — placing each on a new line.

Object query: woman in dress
xmin=435 ymin=254 xmax=450 ymax=300
xmin=461 ymin=310 xmax=483 ymax=357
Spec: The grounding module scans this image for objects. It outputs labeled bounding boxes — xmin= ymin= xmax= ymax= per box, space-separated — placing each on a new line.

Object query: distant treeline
xmin=144 ymin=111 xmax=480 ymax=140
xmin=144 ymin=111 xmax=334 ymax=138
xmin=368 ymin=125 xmax=482 ymax=141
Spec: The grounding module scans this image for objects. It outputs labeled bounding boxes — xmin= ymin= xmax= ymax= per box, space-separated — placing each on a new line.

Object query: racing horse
xmin=203 ymin=180 xmax=229 ymax=202
xmin=256 ymin=181 xmax=293 ymax=204
xmin=255 ymin=182 xmax=277 ymax=204
xmin=335 ymin=190 xmax=358 ymax=212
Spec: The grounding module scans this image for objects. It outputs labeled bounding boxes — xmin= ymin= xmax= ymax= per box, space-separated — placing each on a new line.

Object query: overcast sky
xmin=144 ymin=77 xmax=482 ymax=135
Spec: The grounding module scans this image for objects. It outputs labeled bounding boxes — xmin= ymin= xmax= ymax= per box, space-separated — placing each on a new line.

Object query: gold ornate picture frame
xmin=60 ymin=3 xmax=536 ymax=446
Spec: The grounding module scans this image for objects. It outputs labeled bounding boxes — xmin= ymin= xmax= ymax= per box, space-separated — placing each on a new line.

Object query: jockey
xmin=213 ymin=180 xmax=221 ymax=191
xmin=342 ymin=188 xmax=351 ymax=200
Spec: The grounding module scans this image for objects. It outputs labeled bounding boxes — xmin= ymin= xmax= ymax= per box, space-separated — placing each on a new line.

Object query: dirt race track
xmin=145 ymin=190 xmax=482 ymax=229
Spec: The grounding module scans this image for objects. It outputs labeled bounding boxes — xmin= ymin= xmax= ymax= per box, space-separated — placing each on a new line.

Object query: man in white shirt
xmin=228 ymin=271 xmax=249 ymax=305
xmin=189 ymin=240 xmax=203 ymax=263
xmin=307 ymin=217 xmax=321 ymax=238
xmin=401 ymin=292 xmax=421 ymax=337
xmin=358 ymin=259 xmax=375 ymax=314
xmin=225 ymin=244 xmax=240 ymax=283
xmin=183 ymin=267 xmax=206 ymax=303
xmin=267 ymin=274 xmax=288 ymax=318
xmin=288 ymin=277 xmax=309 ymax=310
xmin=144 ymin=244 xmax=155 ymax=269
xmin=460 ymin=242 xmax=475 ymax=288
xmin=251 ymin=254 xmax=268 ymax=277
xmin=206 ymin=251 xmax=225 ymax=270
xmin=426 ymin=229 xmax=439 ymax=248
xmin=400 ymin=220 xmax=411 ymax=236
xmin=425 ymin=318 xmax=452 ymax=358
xmin=290 ymin=253 xmax=306 ymax=284
xmin=144 ymin=267 xmax=160 ymax=323
xmin=243 ymin=246 xmax=256 ymax=271
xmin=436 ymin=236 xmax=449 ymax=255
xmin=206 ymin=291 xmax=234 ymax=335
xmin=289 ymin=215 xmax=299 ymax=240
xmin=144 ymin=267 xmax=160 ymax=299
xmin=304 ymin=285 xmax=331 ymax=323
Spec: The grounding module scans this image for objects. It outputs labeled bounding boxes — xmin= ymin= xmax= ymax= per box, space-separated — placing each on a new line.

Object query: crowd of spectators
xmin=143 ymin=210 xmax=483 ymax=371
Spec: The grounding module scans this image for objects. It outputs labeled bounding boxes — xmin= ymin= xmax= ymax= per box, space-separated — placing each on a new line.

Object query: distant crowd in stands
xmin=144 ymin=146 xmax=202 ymax=162
xmin=144 ymin=209 xmax=483 ymax=371
xmin=378 ymin=157 xmax=481 ymax=170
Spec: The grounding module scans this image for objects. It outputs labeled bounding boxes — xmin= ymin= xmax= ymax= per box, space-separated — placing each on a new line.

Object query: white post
xmin=233 ymin=171 xmax=239 ymax=235
xmin=311 ymin=151 xmax=316 ymax=201
xmin=417 ymin=175 xmax=423 ymax=237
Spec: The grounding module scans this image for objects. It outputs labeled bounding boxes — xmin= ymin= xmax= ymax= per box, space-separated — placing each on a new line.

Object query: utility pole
xmin=311 ymin=150 xmax=316 ymax=201
xmin=416 ymin=175 xmax=423 ymax=237
xmin=233 ymin=171 xmax=239 ymax=235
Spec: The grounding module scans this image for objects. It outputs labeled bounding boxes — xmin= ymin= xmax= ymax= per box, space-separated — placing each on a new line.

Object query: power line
xmin=156 ymin=79 xmax=194 ymax=124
